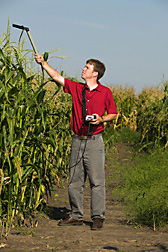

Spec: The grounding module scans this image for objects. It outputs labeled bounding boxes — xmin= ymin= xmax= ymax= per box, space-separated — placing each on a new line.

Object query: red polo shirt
xmin=64 ymin=78 xmax=117 ymax=136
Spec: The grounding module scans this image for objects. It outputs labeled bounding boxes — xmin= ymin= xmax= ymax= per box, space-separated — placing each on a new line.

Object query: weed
xmin=54 ymin=194 xmax=59 ymax=201
xmin=24 ymin=230 xmax=35 ymax=236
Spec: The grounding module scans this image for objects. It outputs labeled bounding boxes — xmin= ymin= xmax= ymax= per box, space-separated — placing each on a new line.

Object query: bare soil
xmin=1 ymin=143 xmax=168 ymax=252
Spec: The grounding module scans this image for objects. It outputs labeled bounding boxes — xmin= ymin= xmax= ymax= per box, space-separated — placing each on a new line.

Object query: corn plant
xmin=137 ymin=82 xmax=168 ymax=150
xmin=0 ymin=23 xmax=72 ymax=236
xmin=103 ymin=85 xmax=139 ymax=148
xmin=110 ymin=85 xmax=138 ymax=129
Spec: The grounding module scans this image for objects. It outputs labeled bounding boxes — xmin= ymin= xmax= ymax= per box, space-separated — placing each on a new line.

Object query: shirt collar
xmin=84 ymin=82 xmax=102 ymax=92
xmin=96 ymin=82 xmax=103 ymax=92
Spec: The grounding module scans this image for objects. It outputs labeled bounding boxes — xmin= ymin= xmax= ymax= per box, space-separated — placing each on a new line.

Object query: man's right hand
xmin=34 ymin=54 xmax=44 ymax=65
xmin=34 ymin=54 xmax=64 ymax=86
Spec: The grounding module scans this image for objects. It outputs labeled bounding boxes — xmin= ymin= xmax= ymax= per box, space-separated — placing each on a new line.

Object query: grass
xmin=105 ymin=127 xmax=168 ymax=230
xmin=111 ymin=143 xmax=168 ymax=230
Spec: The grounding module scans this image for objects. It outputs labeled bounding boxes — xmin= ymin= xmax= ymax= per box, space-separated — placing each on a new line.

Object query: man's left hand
xmin=90 ymin=114 xmax=103 ymax=125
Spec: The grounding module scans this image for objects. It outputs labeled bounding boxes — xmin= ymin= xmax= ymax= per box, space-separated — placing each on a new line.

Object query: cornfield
xmin=110 ymin=83 xmax=168 ymax=149
xmin=0 ymin=22 xmax=168 ymax=235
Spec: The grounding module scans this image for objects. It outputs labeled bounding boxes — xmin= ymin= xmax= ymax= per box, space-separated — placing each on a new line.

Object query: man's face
xmin=81 ymin=63 xmax=97 ymax=81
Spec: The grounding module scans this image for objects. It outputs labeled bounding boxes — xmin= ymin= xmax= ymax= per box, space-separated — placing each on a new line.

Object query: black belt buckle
xmin=78 ymin=135 xmax=96 ymax=140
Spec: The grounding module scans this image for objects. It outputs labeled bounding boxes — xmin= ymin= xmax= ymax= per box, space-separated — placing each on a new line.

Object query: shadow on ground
xmin=43 ymin=205 xmax=70 ymax=220
xmin=43 ymin=205 xmax=93 ymax=227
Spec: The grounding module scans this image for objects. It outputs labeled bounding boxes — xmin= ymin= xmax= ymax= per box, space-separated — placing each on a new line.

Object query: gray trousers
xmin=68 ymin=134 xmax=105 ymax=220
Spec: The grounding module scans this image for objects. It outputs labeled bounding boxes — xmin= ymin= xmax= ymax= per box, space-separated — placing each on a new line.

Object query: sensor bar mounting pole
xmin=12 ymin=24 xmax=39 ymax=55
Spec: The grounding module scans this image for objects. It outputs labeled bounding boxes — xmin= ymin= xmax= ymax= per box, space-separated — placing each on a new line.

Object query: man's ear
xmin=93 ymin=71 xmax=98 ymax=78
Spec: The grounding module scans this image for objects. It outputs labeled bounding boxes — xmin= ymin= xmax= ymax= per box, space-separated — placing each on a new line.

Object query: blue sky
xmin=1 ymin=0 xmax=168 ymax=93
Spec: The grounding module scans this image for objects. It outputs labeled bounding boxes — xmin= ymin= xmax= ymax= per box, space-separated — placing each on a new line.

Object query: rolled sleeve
xmin=63 ymin=78 xmax=72 ymax=94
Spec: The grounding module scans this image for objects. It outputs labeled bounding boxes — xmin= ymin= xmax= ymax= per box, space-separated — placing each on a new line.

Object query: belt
xmin=73 ymin=133 xmax=102 ymax=140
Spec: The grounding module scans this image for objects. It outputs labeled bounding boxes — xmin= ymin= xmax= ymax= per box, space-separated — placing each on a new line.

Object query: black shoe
xmin=91 ymin=218 xmax=104 ymax=230
xmin=58 ymin=216 xmax=83 ymax=226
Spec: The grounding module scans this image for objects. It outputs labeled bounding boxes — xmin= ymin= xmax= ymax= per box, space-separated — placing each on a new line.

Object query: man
xmin=35 ymin=54 xmax=117 ymax=230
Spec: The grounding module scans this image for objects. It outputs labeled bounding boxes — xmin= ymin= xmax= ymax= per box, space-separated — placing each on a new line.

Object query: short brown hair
xmin=86 ymin=59 xmax=106 ymax=81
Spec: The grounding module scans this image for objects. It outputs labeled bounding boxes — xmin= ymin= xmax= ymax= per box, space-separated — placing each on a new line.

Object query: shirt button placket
xmin=87 ymin=90 xmax=90 ymax=113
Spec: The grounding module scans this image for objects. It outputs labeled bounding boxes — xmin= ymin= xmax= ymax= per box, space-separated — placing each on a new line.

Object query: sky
xmin=1 ymin=0 xmax=168 ymax=93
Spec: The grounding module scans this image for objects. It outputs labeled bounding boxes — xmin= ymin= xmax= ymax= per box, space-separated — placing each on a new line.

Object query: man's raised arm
xmin=34 ymin=54 xmax=65 ymax=86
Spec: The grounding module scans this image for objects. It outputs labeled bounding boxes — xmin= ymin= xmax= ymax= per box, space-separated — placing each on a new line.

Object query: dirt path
xmin=1 ymin=144 xmax=168 ymax=252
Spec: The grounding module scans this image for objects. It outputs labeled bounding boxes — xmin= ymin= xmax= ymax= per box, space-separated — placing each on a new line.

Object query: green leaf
xmin=37 ymin=89 xmax=46 ymax=104
xmin=14 ymin=129 xmax=29 ymax=157
xmin=43 ymin=52 xmax=49 ymax=62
